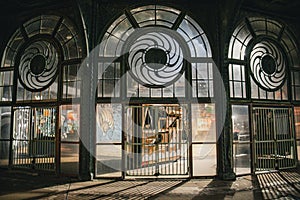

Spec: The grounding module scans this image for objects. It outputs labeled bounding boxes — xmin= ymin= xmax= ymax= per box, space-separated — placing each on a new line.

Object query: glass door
xmin=125 ymin=104 xmax=189 ymax=177
xmin=12 ymin=107 xmax=56 ymax=171
xmin=252 ymin=107 xmax=297 ymax=171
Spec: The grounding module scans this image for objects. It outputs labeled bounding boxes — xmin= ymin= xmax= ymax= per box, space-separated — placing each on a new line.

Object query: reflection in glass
xmin=192 ymin=144 xmax=216 ymax=176
xmin=98 ymin=63 xmax=120 ymax=98
xmin=0 ymin=107 xmax=11 ymax=140
xmin=0 ymin=71 xmax=13 ymax=101
xmin=297 ymin=141 xmax=300 ymax=162
xmin=60 ymin=143 xmax=79 ymax=175
xmin=63 ymin=64 xmax=81 ymax=99
xmin=60 ymin=105 xmax=80 ymax=142
xmin=232 ymin=105 xmax=250 ymax=174
xmin=192 ymin=104 xmax=216 ymax=142
xmin=96 ymin=145 xmax=122 ymax=177
xmin=0 ymin=107 xmax=10 ymax=166
xmin=0 ymin=141 xmax=9 ymax=167
xmin=295 ymin=107 xmax=300 ymax=140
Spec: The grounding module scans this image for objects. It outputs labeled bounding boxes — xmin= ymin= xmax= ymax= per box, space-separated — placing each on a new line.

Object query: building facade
xmin=0 ymin=0 xmax=299 ymax=180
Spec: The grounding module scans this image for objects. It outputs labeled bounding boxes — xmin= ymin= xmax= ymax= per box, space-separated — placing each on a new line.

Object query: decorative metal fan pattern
xmin=250 ymin=40 xmax=286 ymax=91
xmin=19 ymin=40 xmax=58 ymax=91
xmin=128 ymin=32 xmax=184 ymax=87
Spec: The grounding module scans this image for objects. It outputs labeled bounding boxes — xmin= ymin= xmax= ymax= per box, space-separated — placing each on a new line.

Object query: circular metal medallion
xmin=125 ymin=27 xmax=187 ymax=88
xmin=249 ymin=39 xmax=286 ymax=91
xmin=18 ymin=40 xmax=59 ymax=92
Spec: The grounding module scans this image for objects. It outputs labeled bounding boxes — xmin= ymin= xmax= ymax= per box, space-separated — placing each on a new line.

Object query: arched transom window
xmin=228 ymin=17 xmax=300 ymax=100
xmin=98 ymin=5 xmax=213 ymax=99
xmin=1 ymin=15 xmax=85 ymax=101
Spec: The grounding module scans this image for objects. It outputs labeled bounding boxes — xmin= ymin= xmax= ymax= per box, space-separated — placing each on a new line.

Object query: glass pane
xmin=0 ymin=71 xmax=13 ymax=101
xmin=96 ymin=144 xmax=122 ymax=177
xmin=175 ymin=74 xmax=185 ymax=97
xmin=63 ymin=36 xmax=80 ymax=60
xmin=55 ymin=20 xmax=76 ymax=44
xmin=0 ymin=141 xmax=9 ymax=167
xmin=294 ymin=107 xmax=300 ymax=140
xmin=156 ymin=5 xmax=180 ymax=15
xmin=192 ymin=104 xmax=216 ymax=142
xmin=0 ymin=107 xmax=11 ymax=140
xmin=60 ymin=143 xmax=79 ymax=175
xmin=163 ymin=85 xmax=173 ymax=97
xmin=127 ymin=76 xmax=138 ymax=97
xmin=104 ymin=35 xmax=120 ymax=57
xmin=40 ymin=15 xmax=60 ymax=34
xmin=151 ymin=88 xmax=161 ymax=97
xmin=198 ymin=80 xmax=208 ymax=97
xmin=297 ymin=141 xmax=300 ymax=162
xmin=232 ymin=105 xmax=249 ymax=142
xmin=233 ymin=24 xmax=252 ymax=45
xmin=131 ymin=5 xmax=155 ymax=14
xmin=156 ymin=9 xmax=178 ymax=24
xmin=2 ymin=30 xmax=24 ymax=67
xmin=190 ymin=36 xmax=206 ymax=57
xmin=110 ymin=17 xmax=132 ymax=41
xmin=24 ymin=17 xmax=41 ymax=37
xmin=232 ymin=39 xmax=243 ymax=60
xmin=179 ymin=19 xmax=199 ymax=40
xmin=96 ymin=104 xmax=122 ymax=143
xmin=249 ymin=18 xmax=266 ymax=35
xmin=60 ymin=105 xmax=80 ymax=142
xmin=266 ymin=19 xmax=282 ymax=38
xmin=63 ymin=63 xmax=81 ymax=99
xmin=139 ymin=85 xmax=150 ymax=97
xmin=103 ymin=80 xmax=115 ymax=97
xmin=233 ymin=143 xmax=251 ymax=174
xmin=234 ymin=82 xmax=242 ymax=98
xmin=7 ymin=30 xmax=24 ymax=52
xmin=132 ymin=10 xmax=155 ymax=25
xmin=192 ymin=144 xmax=216 ymax=176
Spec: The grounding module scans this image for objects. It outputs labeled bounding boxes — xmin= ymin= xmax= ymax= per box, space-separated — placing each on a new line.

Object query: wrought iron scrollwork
xmin=249 ymin=40 xmax=286 ymax=91
xmin=127 ymin=30 xmax=184 ymax=88
xmin=18 ymin=40 xmax=59 ymax=92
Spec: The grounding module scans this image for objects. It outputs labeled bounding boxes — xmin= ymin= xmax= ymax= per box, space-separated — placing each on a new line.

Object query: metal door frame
xmin=11 ymin=106 xmax=57 ymax=171
xmin=124 ymin=104 xmax=189 ymax=177
xmin=252 ymin=106 xmax=297 ymax=172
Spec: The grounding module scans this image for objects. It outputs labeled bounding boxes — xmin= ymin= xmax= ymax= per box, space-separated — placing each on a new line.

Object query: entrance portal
xmin=125 ymin=105 xmax=189 ymax=176
xmin=252 ymin=107 xmax=297 ymax=171
xmin=12 ymin=107 xmax=56 ymax=171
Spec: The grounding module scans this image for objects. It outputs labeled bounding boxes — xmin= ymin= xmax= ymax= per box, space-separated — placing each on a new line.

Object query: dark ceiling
xmin=0 ymin=0 xmax=299 ymax=20
xmin=242 ymin=0 xmax=300 ymax=20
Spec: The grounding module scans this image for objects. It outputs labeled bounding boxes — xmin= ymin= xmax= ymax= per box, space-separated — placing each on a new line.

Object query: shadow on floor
xmin=1 ymin=167 xmax=300 ymax=199
xmin=0 ymin=168 xmax=78 ymax=196
xmin=256 ymin=168 xmax=300 ymax=199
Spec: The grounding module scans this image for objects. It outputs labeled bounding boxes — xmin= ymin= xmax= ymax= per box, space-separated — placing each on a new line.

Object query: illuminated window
xmin=1 ymin=15 xmax=84 ymax=101
xmin=99 ymin=5 xmax=213 ymax=98
xmin=228 ymin=17 xmax=299 ymax=100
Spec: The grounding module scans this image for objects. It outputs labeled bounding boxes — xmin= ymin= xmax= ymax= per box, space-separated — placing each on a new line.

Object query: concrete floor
xmin=0 ymin=167 xmax=299 ymax=200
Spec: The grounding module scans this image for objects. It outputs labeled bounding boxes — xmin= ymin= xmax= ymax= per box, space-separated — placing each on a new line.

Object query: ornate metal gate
xmin=125 ymin=105 xmax=189 ymax=176
xmin=12 ymin=107 xmax=56 ymax=171
xmin=252 ymin=107 xmax=297 ymax=171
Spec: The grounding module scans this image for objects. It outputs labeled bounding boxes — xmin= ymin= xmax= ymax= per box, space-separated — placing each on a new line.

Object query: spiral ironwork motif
xmin=250 ymin=40 xmax=286 ymax=91
xmin=19 ymin=40 xmax=58 ymax=91
xmin=128 ymin=32 xmax=184 ymax=87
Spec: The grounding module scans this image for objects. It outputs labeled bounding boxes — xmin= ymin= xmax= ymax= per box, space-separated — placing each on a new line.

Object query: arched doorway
xmin=95 ymin=5 xmax=217 ymax=178
xmin=228 ymin=17 xmax=299 ymax=174
xmin=0 ymin=14 xmax=86 ymax=173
